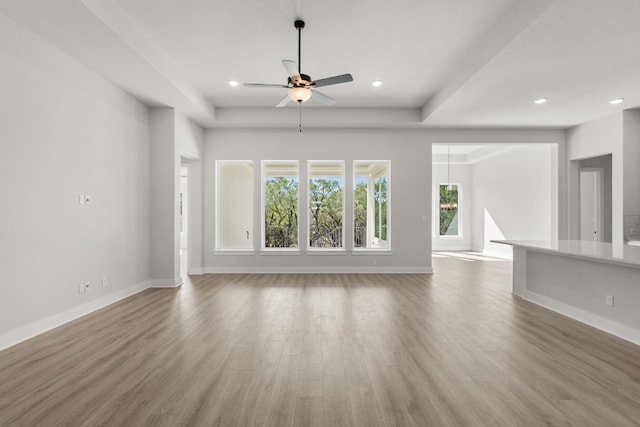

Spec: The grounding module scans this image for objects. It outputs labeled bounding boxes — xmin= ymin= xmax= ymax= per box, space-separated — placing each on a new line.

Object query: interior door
xmin=580 ymin=169 xmax=602 ymax=242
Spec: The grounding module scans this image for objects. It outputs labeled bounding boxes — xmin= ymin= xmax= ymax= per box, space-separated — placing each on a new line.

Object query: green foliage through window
xmin=439 ymin=184 xmax=459 ymax=236
xmin=354 ymin=180 xmax=368 ymax=247
xmin=309 ymin=177 xmax=343 ymax=248
xmin=374 ymin=177 xmax=388 ymax=241
xmin=264 ymin=177 xmax=298 ymax=248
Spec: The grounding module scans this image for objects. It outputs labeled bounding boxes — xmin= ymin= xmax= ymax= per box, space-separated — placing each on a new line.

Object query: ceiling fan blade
xmin=312 ymin=73 xmax=353 ymax=88
xmin=311 ymin=90 xmax=336 ymax=106
xmin=244 ymin=83 xmax=289 ymax=88
xmin=282 ymin=60 xmax=299 ymax=78
xmin=276 ymin=95 xmax=291 ymax=108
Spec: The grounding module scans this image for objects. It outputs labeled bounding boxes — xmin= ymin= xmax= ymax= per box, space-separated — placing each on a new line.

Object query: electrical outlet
xmin=102 ymin=277 xmax=108 ymax=287
xmin=606 ymin=295 xmax=614 ymax=306
xmin=78 ymin=284 xmax=85 ymax=294
xmin=84 ymin=282 xmax=90 ymax=292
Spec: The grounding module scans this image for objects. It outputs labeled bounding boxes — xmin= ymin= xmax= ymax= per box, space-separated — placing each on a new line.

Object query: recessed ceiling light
xmin=228 ymin=80 xmax=240 ymax=87
xmin=609 ymin=98 xmax=624 ymax=105
xmin=534 ymin=97 xmax=547 ymax=104
xmin=372 ymin=80 xmax=383 ymax=87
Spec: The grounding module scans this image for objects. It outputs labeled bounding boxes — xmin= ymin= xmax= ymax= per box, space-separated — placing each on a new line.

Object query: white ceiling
xmin=432 ymin=144 xmax=519 ymax=165
xmin=1 ymin=0 xmax=639 ymax=129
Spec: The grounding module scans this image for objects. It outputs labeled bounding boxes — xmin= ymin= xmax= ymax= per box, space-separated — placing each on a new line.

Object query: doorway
xmin=573 ymin=154 xmax=612 ymax=243
xmin=580 ymin=168 xmax=603 ymax=241
xmin=180 ymin=166 xmax=189 ymax=278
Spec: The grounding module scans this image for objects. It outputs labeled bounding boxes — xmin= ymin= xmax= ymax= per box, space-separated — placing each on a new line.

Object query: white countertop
xmin=492 ymin=240 xmax=640 ymax=269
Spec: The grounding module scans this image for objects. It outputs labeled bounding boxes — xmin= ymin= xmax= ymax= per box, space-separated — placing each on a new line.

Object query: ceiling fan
xmin=244 ymin=20 xmax=353 ymax=107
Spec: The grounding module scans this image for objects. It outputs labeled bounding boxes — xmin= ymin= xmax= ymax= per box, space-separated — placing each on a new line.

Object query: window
xmin=263 ymin=161 xmax=299 ymax=249
xmin=439 ymin=184 xmax=460 ymax=237
xmin=216 ymin=161 xmax=254 ymax=250
xmin=308 ymin=161 xmax=344 ymax=249
xmin=354 ymin=161 xmax=390 ymax=249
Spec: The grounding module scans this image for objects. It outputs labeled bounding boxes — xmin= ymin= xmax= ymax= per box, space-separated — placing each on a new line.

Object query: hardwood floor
xmin=1 ymin=253 xmax=640 ymax=426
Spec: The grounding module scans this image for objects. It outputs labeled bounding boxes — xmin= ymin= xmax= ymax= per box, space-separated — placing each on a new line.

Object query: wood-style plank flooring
xmin=1 ymin=253 xmax=640 ymax=426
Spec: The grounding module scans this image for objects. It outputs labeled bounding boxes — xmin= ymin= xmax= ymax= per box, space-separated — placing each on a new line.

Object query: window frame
xmin=261 ymin=160 xmax=300 ymax=252
xmin=353 ymin=160 xmax=391 ymax=251
xmin=215 ymin=160 xmax=255 ymax=252
xmin=436 ymin=182 xmax=462 ymax=239
xmin=307 ymin=160 xmax=345 ymax=251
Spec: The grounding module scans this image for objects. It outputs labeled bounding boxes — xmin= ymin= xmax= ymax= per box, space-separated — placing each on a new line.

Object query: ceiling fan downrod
xmin=295 ymin=20 xmax=304 ymax=75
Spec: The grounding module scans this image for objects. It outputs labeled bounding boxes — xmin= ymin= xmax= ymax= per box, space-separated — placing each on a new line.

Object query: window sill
xmin=351 ymin=249 xmax=393 ymax=256
xmin=306 ymin=249 xmax=347 ymax=256
xmin=260 ymin=249 xmax=302 ymax=256
xmin=214 ymin=250 xmax=255 ymax=256
xmin=437 ymin=235 xmax=463 ymax=240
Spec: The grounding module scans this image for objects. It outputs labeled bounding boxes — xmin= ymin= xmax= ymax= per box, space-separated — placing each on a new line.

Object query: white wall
xmin=0 ymin=15 xmax=150 ymax=348
xmin=623 ymin=110 xmax=640 ymax=217
xmin=432 ymin=164 xmax=473 ymax=250
xmin=204 ymin=129 xmax=433 ymax=273
xmin=177 ymin=113 xmax=203 ymax=161
xmin=177 ymin=115 xmax=205 ymax=274
xmin=149 ymin=108 xmax=181 ymax=287
xmin=567 ymin=110 xmax=640 ymax=244
xmin=567 ymin=113 xmax=624 ymax=244
xmin=148 ymin=110 xmax=203 ymax=283
xmin=579 ymin=155 xmax=613 ymax=242
xmin=471 ymin=146 xmax=555 ymax=257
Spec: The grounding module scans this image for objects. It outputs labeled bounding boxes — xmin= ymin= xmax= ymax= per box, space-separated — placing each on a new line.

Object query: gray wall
xmin=471 ymin=146 xmax=556 ymax=257
xmin=0 ymin=17 xmax=151 ymax=343
xmin=579 ymin=155 xmax=613 ymax=243
xmin=202 ymin=129 xmax=565 ymax=272
xmin=204 ymin=128 xmax=433 ymax=273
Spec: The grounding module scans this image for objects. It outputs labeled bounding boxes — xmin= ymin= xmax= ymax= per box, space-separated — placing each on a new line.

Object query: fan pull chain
xmin=299 ymin=102 xmax=303 ymax=133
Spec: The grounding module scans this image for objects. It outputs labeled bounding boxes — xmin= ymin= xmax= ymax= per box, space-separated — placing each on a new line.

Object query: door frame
xmin=579 ymin=167 xmax=604 ymax=242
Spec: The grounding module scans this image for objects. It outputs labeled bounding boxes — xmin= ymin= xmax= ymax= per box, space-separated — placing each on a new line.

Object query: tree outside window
xmin=309 ymin=178 xmax=343 ymax=248
xmin=374 ymin=176 xmax=388 ymax=241
xmin=263 ymin=162 xmax=299 ymax=248
xmin=439 ymin=184 xmax=459 ymax=236
xmin=354 ymin=178 xmax=368 ymax=247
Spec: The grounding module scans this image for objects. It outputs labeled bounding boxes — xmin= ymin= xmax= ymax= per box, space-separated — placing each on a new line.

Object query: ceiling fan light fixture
xmin=288 ymin=86 xmax=312 ymax=103
xmin=244 ymin=19 xmax=352 ymax=109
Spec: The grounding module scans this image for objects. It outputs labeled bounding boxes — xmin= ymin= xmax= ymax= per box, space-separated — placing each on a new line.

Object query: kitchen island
xmin=493 ymin=240 xmax=640 ymax=345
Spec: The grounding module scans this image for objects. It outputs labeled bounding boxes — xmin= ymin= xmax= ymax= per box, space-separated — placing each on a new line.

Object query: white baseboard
xmin=0 ymin=280 xmax=150 ymax=352
xmin=203 ymin=266 xmax=433 ymax=274
xmin=516 ymin=290 xmax=640 ymax=346
xmin=188 ymin=268 xmax=204 ymax=275
xmin=150 ymin=277 xmax=183 ymax=288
